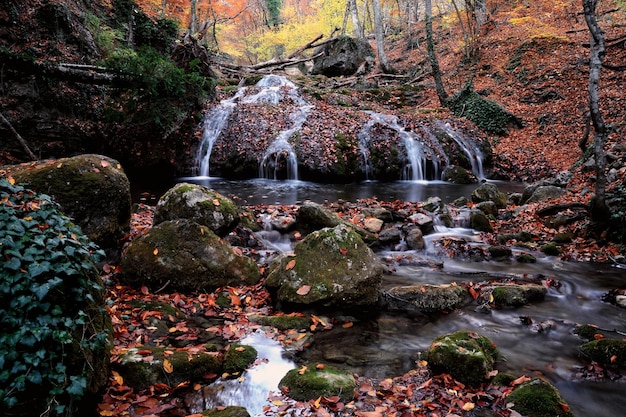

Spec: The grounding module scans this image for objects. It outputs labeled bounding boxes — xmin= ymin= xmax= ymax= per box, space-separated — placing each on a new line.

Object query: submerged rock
xmin=154 ymin=183 xmax=240 ymax=236
xmin=427 ymin=330 xmax=498 ymax=386
xmin=382 ymin=284 xmax=468 ymax=313
xmin=121 ymin=219 xmax=260 ymax=292
xmin=279 ymin=364 xmax=357 ymax=402
xmin=265 ymin=224 xmax=383 ymax=308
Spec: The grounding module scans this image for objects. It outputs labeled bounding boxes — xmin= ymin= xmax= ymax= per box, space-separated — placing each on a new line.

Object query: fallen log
xmin=0 ymin=110 xmax=38 ymax=161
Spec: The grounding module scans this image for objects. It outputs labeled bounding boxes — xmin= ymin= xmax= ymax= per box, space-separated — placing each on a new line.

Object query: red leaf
xmin=285 ymin=259 xmax=297 ymax=270
xmin=297 ymin=285 xmax=311 ymax=296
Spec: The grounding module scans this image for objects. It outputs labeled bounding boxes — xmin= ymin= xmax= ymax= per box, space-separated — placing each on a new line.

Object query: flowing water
xmin=162 ymin=179 xmax=626 ymax=416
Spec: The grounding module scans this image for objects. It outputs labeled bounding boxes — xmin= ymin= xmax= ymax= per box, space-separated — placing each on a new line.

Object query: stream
xmin=138 ymin=178 xmax=625 ymax=416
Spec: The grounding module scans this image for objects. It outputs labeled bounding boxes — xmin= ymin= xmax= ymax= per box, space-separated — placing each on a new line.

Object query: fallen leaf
xmin=213 ymin=199 xmax=220 ymax=206
xmin=316 ymin=363 xmax=325 ymax=369
xmin=286 ymin=259 xmax=297 ymax=270
xmin=235 ymin=346 xmax=246 ymax=352
xmin=298 ymin=365 xmax=307 ymax=375
xmin=153 ymin=248 xmax=159 ymax=255
xmin=511 ymin=375 xmax=532 ymax=386
xmin=101 ymin=160 xmax=110 ymax=168
xmin=111 ymin=370 xmax=123 ymax=386
xmin=559 ymin=402 xmax=570 ymax=413
xmin=610 ymin=354 xmax=617 ymax=363
xmin=163 ymin=359 xmax=173 ymax=373
xmin=297 ymin=285 xmax=311 ymax=295
xmin=462 ymin=402 xmax=475 ymax=411
xmin=342 ymin=322 xmax=354 ymax=328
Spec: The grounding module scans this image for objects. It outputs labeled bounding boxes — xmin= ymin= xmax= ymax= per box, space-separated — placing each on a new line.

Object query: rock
xmin=6 ymin=154 xmax=131 ymax=255
xmin=469 ymin=210 xmax=493 ymax=232
xmin=489 ymin=284 xmax=546 ymax=306
xmin=580 ymin=339 xmax=626 ymax=368
xmin=362 ymin=207 xmax=394 ymax=222
xmin=475 ymin=200 xmax=498 ymax=216
xmin=525 ymin=185 xmax=565 ymax=203
xmin=223 ymin=344 xmax=258 ymax=374
xmin=515 ymin=253 xmax=537 ymax=263
xmin=471 ymin=183 xmax=507 ymax=208
xmin=540 ymin=242 xmax=562 ymax=256
xmin=422 ymin=196 xmax=443 ymax=213
xmin=443 ymin=165 xmax=477 ymax=184
xmin=248 ymin=314 xmax=311 ymax=331
xmin=297 ymin=202 xmax=374 ymax=242
xmin=382 ymin=284 xmax=468 ymax=313
xmin=114 ymin=347 xmax=223 ymax=390
xmin=506 ymin=378 xmax=574 ymax=417
xmin=409 ymin=212 xmax=434 ymax=234
xmin=279 ymin=364 xmax=357 ymax=402
xmin=154 ymin=183 xmax=240 ymax=237
xmin=616 ymin=295 xmax=626 ymax=308
xmin=427 ymin=330 xmax=498 ymax=386
xmin=364 ymin=216 xmax=384 ymax=233
xmin=264 ymin=224 xmax=383 ymax=308
xmin=405 ymin=227 xmax=425 ymax=250
xmin=453 ymin=196 xmax=468 ymax=207
xmin=121 ymin=219 xmax=260 ymax=292
xmin=310 ymin=36 xmax=374 ymax=77
xmin=488 ymin=245 xmax=512 ymax=261
xmin=377 ymin=226 xmax=402 ymax=246
xmin=201 ymin=407 xmax=251 ymax=417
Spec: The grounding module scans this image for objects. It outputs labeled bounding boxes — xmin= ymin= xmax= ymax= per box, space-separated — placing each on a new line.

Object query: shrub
xmin=0 ymin=179 xmax=112 ymax=416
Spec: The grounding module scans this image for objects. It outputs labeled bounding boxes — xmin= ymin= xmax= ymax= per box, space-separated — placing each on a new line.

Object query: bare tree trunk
xmin=372 ymin=0 xmax=394 ymax=73
xmin=0 ymin=110 xmax=37 ymax=161
xmin=190 ymin=0 xmax=198 ymax=35
xmin=348 ymin=0 xmax=364 ymax=38
xmin=583 ymin=0 xmax=610 ymax=221
xmin=425 ymin=0 xmax=448 ymax=106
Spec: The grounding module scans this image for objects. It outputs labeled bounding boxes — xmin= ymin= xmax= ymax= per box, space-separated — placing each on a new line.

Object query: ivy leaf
xmin=66 ymin=376 xmax=87 ymax=396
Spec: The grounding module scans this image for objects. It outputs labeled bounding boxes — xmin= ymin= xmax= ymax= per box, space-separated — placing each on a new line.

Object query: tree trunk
xmin=348 ymin=0 xmax=364 ymax=39
xmin=582 ymin=0 xmax=610 ymax=221
xmin=190 ymin=0 xmax=198 ymax=35
xmin=372 ymin=0 xmax=394 ymax=73
xmin=425 ymin=0 xmax=448 ymax=106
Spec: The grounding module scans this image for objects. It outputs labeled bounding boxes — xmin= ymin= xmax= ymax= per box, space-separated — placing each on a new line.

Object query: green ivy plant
xmin=0 ymin=179 xmax=111 ymax=416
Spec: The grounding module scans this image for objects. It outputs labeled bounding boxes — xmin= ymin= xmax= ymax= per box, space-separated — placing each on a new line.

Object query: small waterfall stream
xmin=436 ymin=120 xmax=486 ymax=180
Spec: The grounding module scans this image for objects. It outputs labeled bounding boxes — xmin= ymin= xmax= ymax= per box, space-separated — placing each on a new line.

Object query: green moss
xmin=491 ymin=285 xmax=546 ymax=307
xmin=507 ymin=379 xmax=574 ymax=417
xmin=540 ymin=242 xmax=562 ymax=256
xmin=248 ymin=314 xmax=310 ymax=331
xmin=223 ymin=344 xmax=257 ymax=375
xmin=279 ymin=365 xmax=357 ymax=402
xmin=427 ymin=330 xmax=498 ymax=386
xmin=516 ymin=253 xmax=537 ymax=263
xmin=202 ymin=407 xmax=250 ymax=417
xmin=580 ymin=339 xmax=626 ymax=368
xmin=574 ymin=324 xmax=602 ymax=341
xmin=490 ymin=372 xmax=516 ymax=387
xmin=129 ymin=300 xmax=186 ymax=319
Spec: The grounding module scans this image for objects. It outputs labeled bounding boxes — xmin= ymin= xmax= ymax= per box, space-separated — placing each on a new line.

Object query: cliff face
xmin=0 ymin=0 xmax=207 ymax=180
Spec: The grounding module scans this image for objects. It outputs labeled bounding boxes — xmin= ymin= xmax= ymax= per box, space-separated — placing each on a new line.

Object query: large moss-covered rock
xmin=506 ymin=378 xmax=574 ymax=417
xmin=382 ymin=284 xmax=468 ymax=313
xmin=469 ymin=210 xmax=494 ymax=232
xmin=121 ymin=219 xmax=260 ymax=292
xmin=265 ymin=224 xmax=383 ymax=307
xmin=154 ymin=183 xmax=240 ymax=236
xmin=114 ymin=347 xmax=223 ymax=390
xmin=202 ymin=407 xmax=251 ymax=417
xmin=279 ymin=364 xmax=357 ymax=402
xmin=427 ymin=330 xmax=498 ymax=386
xmin=490 ymin=284 xmax=546 ymax=307
xmin=524 ymin=185 xmax=565 ymax=203
xmin=471 ymin=183 xmax=508 ymax=209
xmin=296 ymin=202 xmax=375 ymax=242
xmin=310 ymin=36 xmax=374 ymax=77
xmin=580 ymin=338 xmax=626 ymax=368
xmin=0 ymin=179 xmax=113 ymax=416
xmin=4 ymin=154 xmax=131 ymax=254
xmin=223 ymin=344 xmax=258 ymax=375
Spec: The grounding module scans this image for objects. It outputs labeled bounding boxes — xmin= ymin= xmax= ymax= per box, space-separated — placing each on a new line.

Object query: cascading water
xmin=195 ymin=74 xmax=309 ymax=180
xmin=436 ymin=120 xmax=486 ymax=180
xmin=359 ymin=112 xmax=436 ymax=181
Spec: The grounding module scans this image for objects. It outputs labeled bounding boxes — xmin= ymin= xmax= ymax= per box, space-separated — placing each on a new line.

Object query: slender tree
xmin=372 ymin=0 xmax=394 ymax=73
xmin=582 ymin=0 xmax=610 ymax=221
xmin=425 ymin=0 xmax=448 ymax=105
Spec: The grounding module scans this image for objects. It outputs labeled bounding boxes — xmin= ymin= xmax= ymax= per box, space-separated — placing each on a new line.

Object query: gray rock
xmin=476 ymin=201 xmax=498 ymax=216
xmin=154 ymin=183 xmax=240 ymax=236
xmin=405 ymin=227 xmax=425 ymax=250
xmin=297 ymin=202 xmax=374 ymax=242
xmin=382 ymin=284 xmax=467 ymax=313
xmin=409 ymin=212 xmax=434 ymax=234
xmin=377 ymin=227 xmax=402 ymax=245
xmin=310 ymin=36 xmax=374 ymax=77
xmin=489 ymin=284 xmax=546 ymax=306
xmin=264 ymin=224 xmax=383 ymax=307
xmin=469 ymin=210 xmax=493 ymax=232
xmin=362 ymin=207 xmax=394 ymax=222
xmin=471 ymin=183 xmax=507 ymax=208
xmin=422 ymin=196 xmax=443 ymax=213
xmin=525 ymin=185 xmax=565 ymax=203
xmin=121 ymin=219 xmax=260 ymax=292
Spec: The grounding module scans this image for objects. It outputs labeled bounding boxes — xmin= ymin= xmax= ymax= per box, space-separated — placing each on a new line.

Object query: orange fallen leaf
xmin=462 ymin=402 xmax=475 ymax=411
xmin=163 ymin=359 xmax=173 ymax=373
xmin=101 ymin=160 xmax=110 ymax=168
xmin=559 ymin=402 xmax=570 ymax=413
xmin=316 ymin=363 xmax=325 ymax=369
xmin=342 ymin=322 xmax=354 ymax=328
xmin=285 ymin=259 xmax=296 ymax=270
xmin=235 ymin=346 xmax=246 ymax=352
xmin=511 ymin=375 xmax=532 ymax=386
xmin=153 ymin=248 xmax=159 ymax=255
xmin=610 ymin=354 xmax=618 ymax=363
xmin=213 ymin=199 xmax=220 ymax=206
xmin=298 ymin=365 xmax=307 ymax=375
xmin=296 ymin=285 xmax=311 ymax=296
xmin=111 ymin=370 xmax=123 ymax=386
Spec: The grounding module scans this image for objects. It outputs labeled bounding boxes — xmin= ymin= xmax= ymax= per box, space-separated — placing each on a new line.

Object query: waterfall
xmin=258 ymin=77 xmax=312 ymax=180
xmin=436 ymin=121 xmax=485 ymax=180
xmin=359 ymin=112 xmax=432 ymax=181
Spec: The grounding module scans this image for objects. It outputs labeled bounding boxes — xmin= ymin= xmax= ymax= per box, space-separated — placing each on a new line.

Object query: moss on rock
xmin=490 ymin=284 xmax=546 ymax=307
xmin=427 ymin=330 xmax=498 ymax=386
xmin=580 ymin=338 xmax=626 ymax=368
xmin=202 ymin=407 xmax=251 ymax=417
xmin=223 ymin=344 xmax=258 ymax=375
xmin=279 ymin=364 xmax=357 ymax=402
xmin=506 ymin=378 xmax=574 ymax=417
xmin=383 ymin=284 xmax=468 ymax=313
xmin=248 ymin=314 xmax=310 ymax=330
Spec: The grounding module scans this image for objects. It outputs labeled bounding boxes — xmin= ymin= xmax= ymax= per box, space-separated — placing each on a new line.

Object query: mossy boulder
xmin=490 ymin=284 xmax=546 ymax=307
xmin=523 ymin=185 xmax=565 ymax=204
xmin=201 ymin=407 xmax=250 ymax=417
xmin=382 ymin=284 xmax=468 ymax=313
xmin=223 ymin=344 xmax=258 ymax=375
xmin=580 ymin=338 xmax=626 ymax=368
xmin=540 ymin=242 xmax=562 ymax=256
xmin=114 ymin=347 xmax=222 ymax=389
xmin=121 ymin=219 xmax=260 ymax=292
xmin=427 ymin=330 xmax=498 ymax=386
xmin=154 ymin=183 xmax=240 ymax=237
xmin=264 ymin=224 xmax=383 ymax=307
xmin=5 ymin=154 xmax=131 ymax=255
xmin=506 ymin=378 xmax=574 ymax=417
xmin=296 ymin=202 xmax=375 ymax=242
xmin=469 ymin=210 xmax=494 ymax=232
xmin=516 ymin=252 xmax=537 ymax=263
xmin=443 ymin=165 xmax=477 ymax=184
xmin=248 ymin=314 xmax=311 ymax=331
xmin=488 ymin=245 xmax=512 ymax=261
xmin=279 ymin=365 xmax=357 ymax=402
xmin=471 ymin=183 xmax=508 ymax=209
